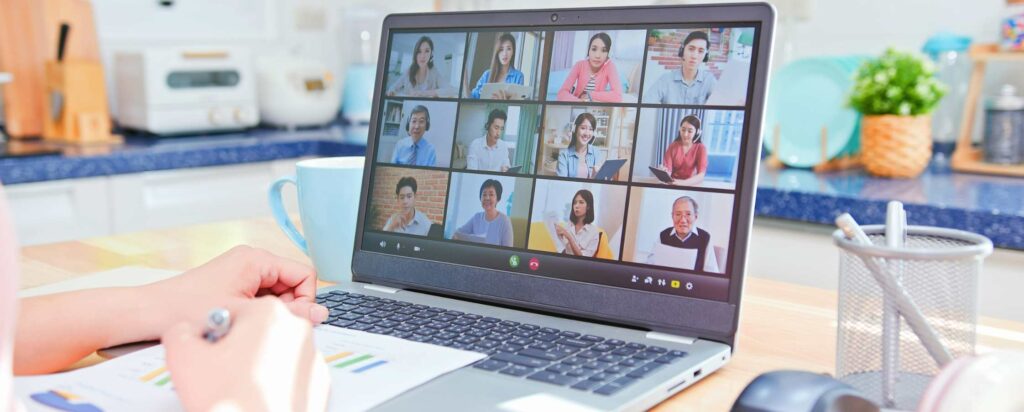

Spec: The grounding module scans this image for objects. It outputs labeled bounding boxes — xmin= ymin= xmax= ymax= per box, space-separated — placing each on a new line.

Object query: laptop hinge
xmin=645 ymin=331 xmax=698 ymax=345
xmin=363 ymin=284 xmax=402 ymax=294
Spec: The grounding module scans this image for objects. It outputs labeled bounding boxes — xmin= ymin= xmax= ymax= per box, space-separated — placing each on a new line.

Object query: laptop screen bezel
xmin=352 ymin=3 xmax=775 ymax=346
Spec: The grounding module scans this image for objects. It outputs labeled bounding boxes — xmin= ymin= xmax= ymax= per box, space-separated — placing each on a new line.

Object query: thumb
xmin=284 ymin=300 xmax=329 ymax=325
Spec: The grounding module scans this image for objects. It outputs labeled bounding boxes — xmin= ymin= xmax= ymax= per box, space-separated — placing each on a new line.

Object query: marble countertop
xmin=756 ymin=163 xmax=1024 ymax=250
xmin=2 ymin=126 xmax=1022 ymax=249
xmin=0 ymin=125 xmax=369 ymax=185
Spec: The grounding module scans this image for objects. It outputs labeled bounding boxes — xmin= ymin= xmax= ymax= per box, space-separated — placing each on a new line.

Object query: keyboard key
xmin=434 ymin=315 xmax=457 ymax=322
xmin=582 ymin=361 xmax=611 ymax=370
xmin=339 ymin=313 xmax=362 ymax=321
xmin=611 ymin=347 xmax=637 ymax=356
xmin=599 ymin=355 xmax=624 ymax=363
xmin=499 ymin=365 xmax=535 ymax=377
xmin=645 ymin=346 xmax=668 ymax=354
xmin=534 ymin=333 xmax=560 ymax=342
xmin=592 ymin=344 xmax=615 ymax=352
xmin=445 ymin=310 xmax=464 ymax=316
xmin=605 ymin=365 xmax=628 ymax=374
xmin=389 ymin=314 xmax=412 ymax=322
xmin=455 ymin=336 xmax=479 ymax=345
xmin=556 ymin=338 xmax=593 ymax=348
xmin=540 ymin=327 xmax=560 ymax=334
xmin=430 ymin=338 xmax=452 ymax=346
xmin=588 ymin=372 xmax=615 ymax=382
xmin=363 ymin=301 xmax=382 ymax=308
xmin=632 ymin=352 xmax=657 ymax=360
xmin=546 ymin=364 xmax=576 ymax=374
xmin=670 ymin=350 xmax=688 ymax=357
xmin=378 ymin=320 xmax=399 ymax=328
xmin=466 ymin=329 xmax=488 ymax=338
xmin=518 ymin=348 xmax=569 ymax=362
xmin=427 ymin=307 xmax=446 ymax=313
xmin=512 ymin=330 xmax=537 ymax=338
xmin=362 ymin=296 xmax=380 ymax=301
xmin=510 ymin=338 xmax=533 ymax=347
xmin=619 ymin=358 xmax=641 ymax=367
xmin=476 ymin=340 xmax=499 ymax=349
xmin=566 ymin=368 xmax=590 ymax=378
xmin=530 ymin=342 xmax=555 ymax=350
xmin=499 ymin=320 xmax=520 ymax=327
xmin=481 ymin=317 xmax=500 ymax=323
xmin=352 ymin=307 xmax=375 ymax=315
xmin=571 ymin=379 xmax=603 ymax=391
xmin=654 ymin=354 xmax=680 ymax=364
xmin=414 ymin=311 xmax=436 ymax=319
xmin=519 ymin=324 xmax=540 ymax=331
xmin=453 ymin=318 xmax=475 ymax=326
xmin=329 ymin=290 xmax=349 ymax=296
xmin=368 ymin=327 xmax=391 ymax=334
xmin=527 ymin=371 xmax=576 ymax=386
xmin=346 ymin=293 xmax=365 ymax=298
xmin=626 ymin=362 xmax=665 ymax=378
xmin=463 ymin=314 xmax=482 ymax=320
xmin=349 ymin=322 xmax=372 ymax=331
xmin=491 ymin=352 xmax=551 ymax=369
xmin=580 ymin=335 xmax=604 ymax=343
xmin=360 ymin=316 xmax=383 ymax=325
xmin=396 ymin=324 xmax=417 ymax=332
xmin=329 ymin=319 xmax=355 ymax=328
xmin=407 ymin=318 xmax=430 ymax=326
xmin=577 ymin=350 xmax=601 ymax=359
xmin=497 ymin=345 xmax=523 ymax=353
xmin=559 ymin=331 xmax=581 ymax=338
xmin=562 ymin=357 xmax=587 ymax=366
xmin=606 ymin=339 xmax=625 ymax=346
xmin=625 ymin=342 xmax=646 ymax=350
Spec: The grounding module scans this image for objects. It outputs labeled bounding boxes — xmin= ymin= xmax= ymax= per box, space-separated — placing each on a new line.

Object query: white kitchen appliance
xmin=255 ymin=55 xmax=341 ymax=128
xmin=114 ymin=47 xmax=259 ymax=135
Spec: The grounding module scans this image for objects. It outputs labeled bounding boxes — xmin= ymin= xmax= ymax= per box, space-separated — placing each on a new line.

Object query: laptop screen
xmin=360 ymin=23 xmax=759 ymax=304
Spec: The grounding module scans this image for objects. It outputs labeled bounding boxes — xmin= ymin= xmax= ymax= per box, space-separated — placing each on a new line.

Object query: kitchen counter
xmin=0 ymin=125 xmax=368 ymax=185
xmin=3 ymin=127 xmax=1023 ymax=249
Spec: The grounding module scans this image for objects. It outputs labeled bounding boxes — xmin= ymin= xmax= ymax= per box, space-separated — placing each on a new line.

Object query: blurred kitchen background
xmin=2 ymin=0 xmax=1023 ymax=321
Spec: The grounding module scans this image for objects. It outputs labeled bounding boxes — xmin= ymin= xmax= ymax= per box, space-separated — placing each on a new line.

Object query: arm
xmin=500 ymin=215 xmax=514 ymax=247
xmin=470 ymin=70 xmax=489 ymax=99
xmin=590 ymin=61 xmax=622 ymax=102
xmin=579 ymin=228 xmax=601 ymax=257
xmin=662 ymin=144 xmax=675 ymax=176
xmin=387 ymin=74 xmax=408 ymax=96
xmin=14 ymin=246 xmax=327 ymax=375
xmin=555 ymin=150 xmax=569 ymax=177
xmin=466 ymin=140 xmax=480 ymax=170
xmin=453 ymin=215 xmax=475 ymax=239
xmin=556 ymin=62 xmax=582 ymax=102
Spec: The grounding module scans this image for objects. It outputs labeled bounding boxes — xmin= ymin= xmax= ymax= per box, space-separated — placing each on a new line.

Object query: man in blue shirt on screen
xmin=391 ymin=105 xmax=438 ymax=167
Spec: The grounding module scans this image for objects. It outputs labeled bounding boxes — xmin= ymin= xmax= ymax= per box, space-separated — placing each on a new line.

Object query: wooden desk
xmin=19 ymin=217 xmax=1024 ymax=411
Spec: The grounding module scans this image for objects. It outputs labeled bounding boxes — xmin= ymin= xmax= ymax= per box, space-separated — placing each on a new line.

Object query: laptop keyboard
xmin=316 ymin=290 xmax=687 ymax=396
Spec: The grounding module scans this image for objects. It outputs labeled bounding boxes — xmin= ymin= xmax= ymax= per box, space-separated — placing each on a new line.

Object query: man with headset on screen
xmin=391 ymin=105 xmax=438 ymax=167
xmin=645 ymin=30 xmax=717 ymax=105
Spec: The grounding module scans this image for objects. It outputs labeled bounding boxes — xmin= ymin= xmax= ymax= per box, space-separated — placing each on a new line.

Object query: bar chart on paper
xmin=315 ymin=326 xmax=485 ymax=411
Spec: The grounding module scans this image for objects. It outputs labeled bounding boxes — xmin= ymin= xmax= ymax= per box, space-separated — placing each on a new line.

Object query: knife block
xmin=43 ymin=59 xmax=116 ymax=143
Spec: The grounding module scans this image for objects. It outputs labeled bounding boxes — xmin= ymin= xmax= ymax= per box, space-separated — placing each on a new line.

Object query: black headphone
xmin=405 ymin=105 xmax=431 ymax=132
xmin=678 ymin=31 xmax=710 ymax=63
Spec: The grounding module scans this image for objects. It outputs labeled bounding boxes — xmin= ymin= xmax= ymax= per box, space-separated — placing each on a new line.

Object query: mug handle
xmin=268 ymin=176 xmax=309 ymax=255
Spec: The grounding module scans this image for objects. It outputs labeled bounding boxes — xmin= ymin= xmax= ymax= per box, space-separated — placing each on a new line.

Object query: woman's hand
xmin=163 ymin=298 xmax=330 ymax=412
xmin=144 ymin=246 xmax=328 ymax=339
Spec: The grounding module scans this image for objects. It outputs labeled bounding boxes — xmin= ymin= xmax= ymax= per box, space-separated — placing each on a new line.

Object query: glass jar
xmin=983 ymin=84 xmax=1024 ymax=164
xmin=922 ymin=33 xmax=972 ymax=162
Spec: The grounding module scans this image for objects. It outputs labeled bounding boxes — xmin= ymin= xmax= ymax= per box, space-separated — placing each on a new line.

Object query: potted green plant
xmin=848 ymin=48 xmax=945 ymax=178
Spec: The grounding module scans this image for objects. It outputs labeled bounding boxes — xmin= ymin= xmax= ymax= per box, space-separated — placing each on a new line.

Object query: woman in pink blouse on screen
xmin=660 ymin=115 xmax=708 ymax=187
xmin=556 ymin=32 xmax=622 ymax=103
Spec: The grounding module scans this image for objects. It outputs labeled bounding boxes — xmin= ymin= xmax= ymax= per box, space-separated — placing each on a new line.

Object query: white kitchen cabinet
xmin=8 ymin=158 xmax=305 ymax=246
xmin=6 ymin=177 xmax=111 ymax=245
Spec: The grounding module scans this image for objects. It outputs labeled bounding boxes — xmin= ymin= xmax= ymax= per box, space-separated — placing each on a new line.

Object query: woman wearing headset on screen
xmin=660 ymin=114 xmax=708 ymax=186
xmin=556 ymin=32 xmax=622 ymax=103
xmin=554 ymin=189 xmax=602 ymax=257
xmin=387 ymin=35 xmax=456 ymax=98
xmin=469 ymin=33 xmax=525 ymax=100
xmin=0 ymin=181 xmax=330 ymax=412
xmin=556 ymin=113 xmax=598 ymax=179
xmin=646 ymin=30 xmax=717 ymax=105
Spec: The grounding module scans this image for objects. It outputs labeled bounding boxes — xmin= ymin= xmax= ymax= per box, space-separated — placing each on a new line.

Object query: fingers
xmin=231 ymin=246 xmax=318 ymax=301
xmin=284 ymin=299 xmax=329 ymax=325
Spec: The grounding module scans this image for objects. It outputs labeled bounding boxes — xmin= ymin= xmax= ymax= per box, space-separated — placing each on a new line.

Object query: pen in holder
xmin=833 ymin=212 xmax=992 ymax=410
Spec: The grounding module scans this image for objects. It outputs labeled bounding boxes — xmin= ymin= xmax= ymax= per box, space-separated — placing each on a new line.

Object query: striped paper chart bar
xmin=325 ymin=351 xmax=389 ymax=373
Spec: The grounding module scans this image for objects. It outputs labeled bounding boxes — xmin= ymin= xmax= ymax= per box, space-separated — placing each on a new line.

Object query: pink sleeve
xmin=696 ymin=144 xmax=708 ymax=175
xmin=556 ymin=61 xmax=582 ymax=102
xmin=663 ymin=144 xmax=674 ymax=174
xmin=0 ymin=183 xmax=21 ymax=403
xmin=590 ymin=61 xmax=622 ymax=102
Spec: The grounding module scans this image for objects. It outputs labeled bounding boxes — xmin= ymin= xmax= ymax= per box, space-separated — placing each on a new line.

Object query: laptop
xmin=593 ymin=158 xmax=627 ymax=181
xmin=320 ymin=4 xmax=774 ymax=410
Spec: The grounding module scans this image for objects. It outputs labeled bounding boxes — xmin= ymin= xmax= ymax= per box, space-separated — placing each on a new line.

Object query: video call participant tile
xmin=452 ymin=102 xmax=541 ymax=174
xmin=632 ymin=108 xmax=744 ymax=190
xmin=462 ymin=31 xmax=546 ymax=100
xmin=367 ymin=166 xmax=451 ymax=239
xmin=641 ymin=27 xmax=755 ymax=106
xmin=377 ymin=100 xmax=457 ymax=168
xmin=536 ymin=105 xmax=636 ymax=181
xmin=622 ymin=187 xmax=735 ymax=274
xmin=545 ymin=30 xmax=647 ymax=103
xmin=527 ymin=179 xmax=628 ymax=261
xmin=443 ymin=172 xmax=534 ymax=249
xmin=384 ymin=32 xmax=466 ymax=98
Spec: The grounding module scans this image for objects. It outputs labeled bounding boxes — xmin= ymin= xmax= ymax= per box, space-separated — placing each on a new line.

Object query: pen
xmin=202 ymin=308 xmax=232 ymax=343
xmin=835 ymin=213 xmax=952 ymax=367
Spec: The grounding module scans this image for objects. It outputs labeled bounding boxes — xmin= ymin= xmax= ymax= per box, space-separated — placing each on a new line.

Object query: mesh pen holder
xmin=833 ymin=225 xmax=992 ymax=410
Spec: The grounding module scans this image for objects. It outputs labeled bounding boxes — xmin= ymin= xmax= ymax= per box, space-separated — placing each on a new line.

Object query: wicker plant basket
xmin=861 ymin=114 xmax=932 ymax=178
